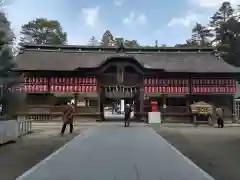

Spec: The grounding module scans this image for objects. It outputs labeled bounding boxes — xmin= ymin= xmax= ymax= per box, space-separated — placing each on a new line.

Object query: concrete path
xmin=16 ymin=124 xmax=214 ymax=180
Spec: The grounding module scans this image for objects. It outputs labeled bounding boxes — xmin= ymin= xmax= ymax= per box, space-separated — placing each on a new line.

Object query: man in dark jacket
xmin=124 ymin=104 xmax=132 ymax=127
xmin=60 ymin=101 xmax=74 ymax=136
xmin=216 ymin=107 xmax=224 ymax=128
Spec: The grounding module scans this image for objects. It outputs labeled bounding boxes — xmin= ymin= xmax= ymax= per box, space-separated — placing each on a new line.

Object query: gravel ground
xmin=156 ymin=126 xmax=240 ymax=180
xmin=0 ymin=122 xmax=90 ymax=180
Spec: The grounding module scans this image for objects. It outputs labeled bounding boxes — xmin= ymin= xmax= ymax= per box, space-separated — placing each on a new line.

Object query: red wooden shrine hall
xmin=13 ymin=77 xmax=97 ymax=93
xmin=191 ymin=78 xmax=236 ymax=94
xmin=144 ymin=77 xmax=189 ymax=94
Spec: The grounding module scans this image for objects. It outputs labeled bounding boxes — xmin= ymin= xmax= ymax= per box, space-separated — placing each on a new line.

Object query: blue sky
xmin=4 ymin=0 xmax=240 ymax=46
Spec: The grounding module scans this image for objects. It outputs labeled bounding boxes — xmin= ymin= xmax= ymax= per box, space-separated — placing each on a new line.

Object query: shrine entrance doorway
xmin=98 ymin=57 xmax=143 ymax=121
xmin=101 ymin=85 xmax=140 ymax=120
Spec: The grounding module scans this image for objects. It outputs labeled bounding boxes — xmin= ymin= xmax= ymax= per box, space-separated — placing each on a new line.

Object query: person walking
xmin=60 ymin=101 xmax=75 ymax=136
xmin=124 ymin=104 xmax=132 ymax=127
xmin=216 ymin=107 xmax=224 ymax=128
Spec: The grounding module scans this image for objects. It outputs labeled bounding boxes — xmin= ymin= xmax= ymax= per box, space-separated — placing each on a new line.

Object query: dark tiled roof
xmin=15 ymin=44 xmax=239 ymax=73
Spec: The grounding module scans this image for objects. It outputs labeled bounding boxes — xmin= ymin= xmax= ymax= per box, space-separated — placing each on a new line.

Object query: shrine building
xmin=13 ymin=44 xmax=239 ymax=122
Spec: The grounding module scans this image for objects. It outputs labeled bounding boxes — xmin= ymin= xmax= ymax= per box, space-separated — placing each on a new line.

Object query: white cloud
xmin=136 ymin=14 xmax=147 ymax=24
xmin=123 ymin=12 xmax=147 ymax=25
xmin=114 ymin=0 xmax=124 ymax=7
xmin=168 ymin=12 xmax=202 ymax=27
xmin=191 ymin=0 xmax=240 ymax=8
xmin=81 ymin=7 xmax=100 ymax=28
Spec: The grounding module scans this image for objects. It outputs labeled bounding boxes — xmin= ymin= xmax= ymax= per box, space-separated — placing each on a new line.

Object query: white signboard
xmin=148 ymin=112 xmax=161 ymax=124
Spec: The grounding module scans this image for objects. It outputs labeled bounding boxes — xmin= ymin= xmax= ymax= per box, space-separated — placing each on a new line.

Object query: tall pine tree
xmin=210 ymin=1 xmax=234 ymax=43
xmin=192 ymin=23 xmax=213 ymax=46
xmin=0 ymin=11 xmax=20 ymax=118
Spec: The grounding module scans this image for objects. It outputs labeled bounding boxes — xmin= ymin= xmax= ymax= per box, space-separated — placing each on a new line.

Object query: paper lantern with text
xmin=147 ymin=78 xmax=151 ymax=85
xmin=92 ymin=77 xmax=95 ymax=84
xmin=61 ymin=85 xmax=65 ymax=92
xmin=62 ymin=77 xmax=66 ymax=84
xmin=54 ymin=77 xmax=57 ymax=84
xmin=85 ymin=86 xmax=89 ymax=92
xmin=74 ymin=77 xmax=78 ymax=84
xmin=148 ymin=87 xmax=151 ymax=93
xmin=34 ymin=85 xmax=38 ymax=92
xmin=82 ymin=78 xmax=85 ymax=84
xmin=144 ymin=87 xmax=147 ymax=93
xmin=54 ymin=85 xmax=57 ymax=92
xmin=143 ymin=78 xmax=147 ymax=85
xmin=85 ymin=78 xmax=89 ymax=84
xmin=161 ymin=86 xmax=164 ymax=93
xmin=65 ymin=85 xmax=70 ymax=92
xmin=89 ymin=78 xmax=93 ymax=84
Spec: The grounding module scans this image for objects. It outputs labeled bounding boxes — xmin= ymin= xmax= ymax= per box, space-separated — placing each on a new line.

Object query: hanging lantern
xmin=88 ymin=86 xmax=92 ymax=92
xmin=72 ymin=86 xmax=76 ymax=92
xmin=65 ymin=85 xmax=69 ymax=92
xmin=66 ymin=85 xmax=70 ymax=92
xmin=54 ymin=85 xmax=58 ymax=92
xmin=89 ymin=77 xmax=93 ymax=84
xmin=35 ymin=77 xmax=40 ymax=84
xmin=147 ymin=87 xmax=151 ymax=93
xmin=192 ymin=87 xmax=196 ymax=93
xmin=60 ymin=85 xmax=64 ymax=92
xmin=62 ymin=77 xmax=65 ymax=84
xmin=82 ymin=78 xmax=85 ymax=84
xmin=144 ymin=78 xmax=147 ymax=85
xmin=81 ymin=85 xmax=85 ymax=92
xmin=75 ymin=77 xmax=79 ymax=84
xmin=78 ymin=85 xmax=82 ymax=92
xmin=32 ymin=77 xmax=36 ymax=84
xmin=27 ymin=85 xmax=31 ymax=92
xmin=42 ymin=85 xmax=46 ymax=92
xmin=144 ymin=87 xmax=147 ymax=93
xmin=86 ymin=77 xmax=89 ymax=84
xmin=92 ymin=77 xmax=95 ymax=84
xmin=61 ymin=85 xmax=65 ymax=92
xmin=37 ymin=85 xmax=41 ymax=92
xmin=44 ymin=77 xmax=47 ymax=84
xmin=67 ymin=77 xmax=71 ymax=85
xmin=87 ymin=85 xmax=90 ymax=92
xmin=54 ymin=77 xmax=57 ymax=84
xmin=147 ymin=78 xmax=151 ymax=85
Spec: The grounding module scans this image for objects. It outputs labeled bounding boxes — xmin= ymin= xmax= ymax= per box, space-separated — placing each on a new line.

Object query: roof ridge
xmin=22 ymin=48 xmax=214 ymax=54
xmin=20 ymin=43 xmax=215 ymax=53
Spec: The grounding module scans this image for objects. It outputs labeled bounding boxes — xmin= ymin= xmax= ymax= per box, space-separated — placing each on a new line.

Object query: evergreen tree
xmin=192 ymin=23 xmax=213 ymax=46
xmin=0 ymin=11 xmax=20 ymax=118
xmin=210 ymin=1 xmax=234 ymax=43
xmin=20 ymin=18 xmax=67 ymax=45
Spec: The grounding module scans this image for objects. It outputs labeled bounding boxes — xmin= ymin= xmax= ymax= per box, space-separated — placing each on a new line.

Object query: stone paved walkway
xmin=16 ymin=124 xmax=214 ymax=180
